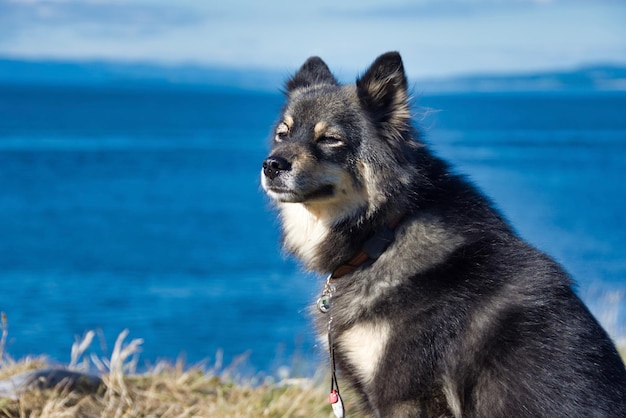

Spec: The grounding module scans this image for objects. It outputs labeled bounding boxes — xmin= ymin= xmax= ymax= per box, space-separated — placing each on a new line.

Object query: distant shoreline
xmin=1 ymin=57 xmax=626 ymax=93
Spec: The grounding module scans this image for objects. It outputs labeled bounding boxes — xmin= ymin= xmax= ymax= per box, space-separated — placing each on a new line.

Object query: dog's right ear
xmin=286 ymin=57 xmax=338 ymax=92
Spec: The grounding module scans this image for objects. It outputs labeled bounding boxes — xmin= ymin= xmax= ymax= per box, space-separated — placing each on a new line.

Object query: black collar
xmin=330 ymin=214 xmax=405 ymax=279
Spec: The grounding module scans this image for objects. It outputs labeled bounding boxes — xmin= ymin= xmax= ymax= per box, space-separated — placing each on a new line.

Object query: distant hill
xmin=0 ymin=57 xmax=286 ymax=92
xmin=421 ymin=65 xmax=626 ymax=93
xmin=0 ymin=57 xmax=625 ymax=93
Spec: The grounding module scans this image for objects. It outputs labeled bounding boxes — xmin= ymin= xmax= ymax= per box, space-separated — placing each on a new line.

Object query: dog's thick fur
xmin=261 ymin=52 xmax=626 ymax=417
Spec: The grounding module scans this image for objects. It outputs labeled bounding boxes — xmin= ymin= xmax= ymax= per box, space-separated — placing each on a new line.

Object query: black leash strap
xmin=327 ymin=317 xmax=345 ymax=417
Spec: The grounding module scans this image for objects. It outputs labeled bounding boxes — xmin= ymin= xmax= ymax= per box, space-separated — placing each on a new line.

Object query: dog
xmin=261 ymin=51 xmax=626 ymax=417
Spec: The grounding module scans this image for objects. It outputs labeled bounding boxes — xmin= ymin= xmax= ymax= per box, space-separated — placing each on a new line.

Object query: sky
xmin=0 ymin=0 xmax=625 ymax=79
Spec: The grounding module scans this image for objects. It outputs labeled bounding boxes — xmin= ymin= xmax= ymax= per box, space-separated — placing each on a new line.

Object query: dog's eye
xmin=275 ymin=123 xmax=289 ymax=142
xmin=317 ymin=135 xmax=344 ymax=147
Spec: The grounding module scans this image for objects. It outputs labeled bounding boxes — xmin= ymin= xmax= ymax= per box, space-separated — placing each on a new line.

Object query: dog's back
xmin=262 ymin=52 xmax=626 ymax=417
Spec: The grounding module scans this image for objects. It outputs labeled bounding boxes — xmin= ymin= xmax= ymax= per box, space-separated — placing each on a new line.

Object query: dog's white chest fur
xmin=279 ymin=204 xmax=330 ymax=266
xmin=338 ymin=321 xmax=391 ymax=386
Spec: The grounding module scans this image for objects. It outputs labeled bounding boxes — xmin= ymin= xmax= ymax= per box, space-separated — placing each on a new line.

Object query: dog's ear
xmin=286 ymin=57 xmax=338 ymax=92
xmin=356 ymin=52 xmax=411 ymax=139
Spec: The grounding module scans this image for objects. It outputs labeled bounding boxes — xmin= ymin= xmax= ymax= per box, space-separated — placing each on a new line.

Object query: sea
xmin=0 ymin=83 xmax=625 ymax=376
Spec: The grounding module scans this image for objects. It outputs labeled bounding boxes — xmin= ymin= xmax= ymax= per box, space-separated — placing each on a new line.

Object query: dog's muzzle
xmin=261 ymin=155 xmax=336 ymax=203
xmin=262 ymin=156 xmax=291 ymax=180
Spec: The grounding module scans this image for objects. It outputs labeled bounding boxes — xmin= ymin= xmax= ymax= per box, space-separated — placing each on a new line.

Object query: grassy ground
xmin=0 ymin=363 xmax=338 ymax=417
xmin=0 ymin=361 xmax=340 ymax=417
xmin=0 ymin=325 xmax=349 ymax=418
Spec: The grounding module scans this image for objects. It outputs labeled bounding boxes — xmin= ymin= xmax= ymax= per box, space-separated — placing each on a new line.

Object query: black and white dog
xmin=261 ymin=52 xmax=626 ymax=417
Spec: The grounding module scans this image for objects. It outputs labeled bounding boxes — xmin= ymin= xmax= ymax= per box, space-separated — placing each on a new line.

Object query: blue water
xmin=0 ymin=85 xmax=625 ymax=375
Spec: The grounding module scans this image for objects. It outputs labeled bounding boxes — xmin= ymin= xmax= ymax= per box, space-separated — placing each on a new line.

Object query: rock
xmin=0 ymin=368 xmax=102 ymax=400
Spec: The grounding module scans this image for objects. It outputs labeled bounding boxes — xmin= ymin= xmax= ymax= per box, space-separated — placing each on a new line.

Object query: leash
xmin=317 ymin=214 xmax=405 ymax=418
xmin=319 ymin=276 xmax=344 ymax=417
xmin=327 ymin=315 xmax=344 ymax=417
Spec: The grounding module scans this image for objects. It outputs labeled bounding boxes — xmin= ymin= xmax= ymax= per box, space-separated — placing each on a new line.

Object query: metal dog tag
xmin=317 ymin=277 xmax=335 ymax=313
xmin=317 ymin=296 xmax=331 ymax=313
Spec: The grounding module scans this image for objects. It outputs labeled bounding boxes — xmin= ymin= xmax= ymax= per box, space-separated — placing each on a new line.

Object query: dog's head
xmin=261 ymin=52 xmax=417 ymax=221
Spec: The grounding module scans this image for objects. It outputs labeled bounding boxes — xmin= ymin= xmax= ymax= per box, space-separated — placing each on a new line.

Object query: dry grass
xmin=0 ymin=362 xmax=339 ymax=417
xmin=0 ymin=320 xmax=351 ymax=418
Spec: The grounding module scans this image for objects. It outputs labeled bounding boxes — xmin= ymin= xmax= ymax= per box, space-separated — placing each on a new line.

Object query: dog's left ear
xmin=357 ymin=52 xmax=411 ymax=138
xmin=286 ymin=56 xmax=338 ymax=92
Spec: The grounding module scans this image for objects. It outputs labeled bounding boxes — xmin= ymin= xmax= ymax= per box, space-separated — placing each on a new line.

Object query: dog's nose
xmin=262 ymin=156 xmax=291 ymax=180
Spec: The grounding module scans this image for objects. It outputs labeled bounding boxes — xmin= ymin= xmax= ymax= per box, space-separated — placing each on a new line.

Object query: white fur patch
xmin=442 ymin=375 xmax=462 ymax=418
xmin=279 ymin=203 xmax=330 ymax=267
xmin=338 ymin=321 xmax=391 ymax=386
